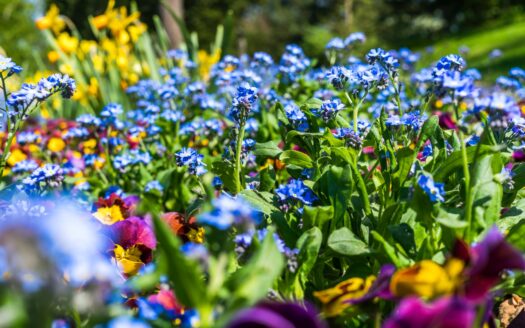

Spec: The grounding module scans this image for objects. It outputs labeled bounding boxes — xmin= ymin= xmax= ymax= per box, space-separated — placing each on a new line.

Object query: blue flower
xmin=333 ymin=128 xmax=362 ymax=148
xmin=108 ymin=316 xmax=150 ymax=328
xmin=284 ymin=103 xmax=308 ymax=131
xmin=175 ymin=147 xmax=207 ymax=176
xmin=230 ymin=84 xmax=258 ymax=125
xmin=145 ymin=180 xmax=164 ymax=193
xmin=510 ymin=67 xmax=525 ymax=81
xmin=417 ymin=173 xmax=445 ymax=203
xmin=12 ymin=159 xmax=39 ymax=173
xmin=76 ymin=114 xmax=102 ymax=127
xmin=275 ymin=179 xmax=318 ymax=206
xmin=0 ymin=55 xmax=22 ymax=76
xmin=198 ymin=195 xmax=262 ymax=230
xmin=100 ymin=103 xmax=123 ymax=119
xmin=251 ymin=52 xmax=274 ymax=69
xmin=212 ymin=176 xmax=223 ymax=189
xmin=326 ymin=66 xmax=351 ymax=90
xmin=318 ymin=99 xmax=345 ymax=122
xmin=344 ymin=32 xmax=366 ymax=47
xmin=366 ymin=48 xmax=399 ymax=72
xmin=325 ymin=37 xmax=345 ymax=51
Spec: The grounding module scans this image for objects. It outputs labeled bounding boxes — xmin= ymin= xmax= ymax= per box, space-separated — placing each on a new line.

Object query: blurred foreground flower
xmin=227 ymin=301 xmax=326 ymax=328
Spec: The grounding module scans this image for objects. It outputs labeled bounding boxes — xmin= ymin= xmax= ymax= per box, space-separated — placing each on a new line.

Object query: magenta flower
xmin=512 ymin=150 xmax=525 ymax=162
xmin=227 ymin=302 xmax=326 ymax=328
xmin=384 ymin=297 xmax=475 ymax=328
xmin=109 ymin=217 xmax=156 ymax=250
xmin=463 ymin=227 xmax=525 ymax=301
xmin=438 ymin=112 xmax=456 ymax=130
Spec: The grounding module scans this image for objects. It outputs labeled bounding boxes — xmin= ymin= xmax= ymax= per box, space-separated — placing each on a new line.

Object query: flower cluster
xmin=3 ymin=16 xmax=525 ymax=328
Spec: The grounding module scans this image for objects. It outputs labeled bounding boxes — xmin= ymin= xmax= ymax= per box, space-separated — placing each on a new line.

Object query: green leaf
xmin=416 ymin=115 xmax=444 ymax=150
xmin=471 ymin=154 xmax=503 ymax=230
xmin=225 ymin=227 xmax=285 ymax=309
xmin=327 ymin=227 xmax=369 ymax=256
xmin=392 ymin=147 xmax=414 ymax=186
xmin=279 ymin=150 xmax=314 ymax=168
xmin=239 ymin=189 xmax=277 ymax=216
xmin=388 ymin=223 xmax=416 ymax=257
xmin=211 ymin=160 xmax=237 ymax=192
xmin=152 ymin=216 xmax=207 ymax=308
xmin=302 ymin=98 xmax=323 ymax=110
xmin=258 ymin=167 xmax=276 ymax=192
xmin=240 ymin=189 xmax=299 ymax=244
xmin=507 ymin=218 xmax=525 ymax=251
xmin=498 ymin=199 xmax=525 ymax=232
xmin=315 ymin=165 xmax=353 ymax=226
xmin=253 ymin=140 xmax=282 ymax=158
xmin=371 ymin=231 xmax=411 ymax=267
xmin=435 ymin=207 xmax=468 ymax=228
xmin=302 ymin=205 xmax=334 ymax=229
xmin=511 ymin=164 xmax=525 ymax=191
xmin=294 ymin=227 xmax=322 ymax=298
xmin=433 ymin=145 xmax=501 ymax=181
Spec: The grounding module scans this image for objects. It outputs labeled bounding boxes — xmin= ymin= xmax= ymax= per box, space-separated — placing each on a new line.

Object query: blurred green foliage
xmin=0 ymin=0 xmax=45 ymax=69
xmin=2 ymin=0 xmax=524 ymax=71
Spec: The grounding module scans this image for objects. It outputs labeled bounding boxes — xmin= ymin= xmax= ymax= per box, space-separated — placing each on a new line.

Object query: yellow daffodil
xmin=57 ymin=33 xmax=79 ymax=55
xmin=198 ymin=49 xmax=221 ymax=81
xmin=314 ymin=276 xmax=375 ymax=317
xmin=58 ymin=63 xmax=74 ymax=76
xmin=87 ymin=78 xmax=99 ymax=97
xmin=47 ymin=51 xmax=60 ymax=64
xmin=35 ymin=4 xmax=65 ymax=34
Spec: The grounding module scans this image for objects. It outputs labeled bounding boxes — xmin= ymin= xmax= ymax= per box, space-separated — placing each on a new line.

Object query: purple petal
xmin=384 ymin=297 xmax=475 ymax=328
xmin=109 ymin=217 xmax=156 ymax=250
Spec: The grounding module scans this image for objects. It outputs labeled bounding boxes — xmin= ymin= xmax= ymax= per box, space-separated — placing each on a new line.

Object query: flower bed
xmin=1 ymin=3 xmax=525 ymax=328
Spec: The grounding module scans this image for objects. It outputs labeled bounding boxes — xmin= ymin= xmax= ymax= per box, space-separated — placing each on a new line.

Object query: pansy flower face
xmin=390 ymin=259 xmax=464 ymax=299
xmin=108 ymin=217 xmax=156 ymax=276
xmin=314 ymin=276 xmax=375 ymax=316
xmin=161 ymin=212 xmax=204 ymax=243
xmin=93 ymin=193 xmax=136 ymax=225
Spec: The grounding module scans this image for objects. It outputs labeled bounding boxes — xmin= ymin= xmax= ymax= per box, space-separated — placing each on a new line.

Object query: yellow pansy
xmin=390 ymin=259 xmax=463 ymax=299
xmin=314 ymin=276 xmax=375 ymax=317
xmin=93 ymin=205 xmax=124 ymax=225
xmin=73 ymin=172 xmax=86 ymax=186
xmin=187 ymin=227 xmax=205 ymax=244
xmin=7 ymin=149 xmax=27 ymax=167
xmin=114 ymin=244 xmax=144 ymax=276
xmin=28 ymin=144 xmax=40 ymax=153
xmin=47 ymin=137 xmax=66 ymax=152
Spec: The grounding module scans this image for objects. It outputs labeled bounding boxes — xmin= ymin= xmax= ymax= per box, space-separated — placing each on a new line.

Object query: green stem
xmin=454 ymin=104 xmax=473 ymax=241
xmin=233 ymin=122 xmax=246 ymax=194
xmin=353 ymin=91 xmax=369 ymax=133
